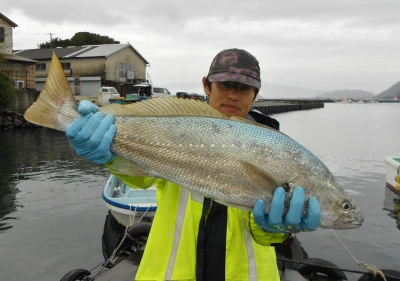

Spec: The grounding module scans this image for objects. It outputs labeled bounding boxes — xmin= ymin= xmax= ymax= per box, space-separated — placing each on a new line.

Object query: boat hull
xmin=102 ymin=175 xmax=157 ymax=227
xmin=384 ymin=156 xmax=400 ymax=194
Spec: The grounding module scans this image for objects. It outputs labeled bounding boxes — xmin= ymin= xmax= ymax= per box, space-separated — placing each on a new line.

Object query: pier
xmin=252 ymin=99 xmax=325 ymax=115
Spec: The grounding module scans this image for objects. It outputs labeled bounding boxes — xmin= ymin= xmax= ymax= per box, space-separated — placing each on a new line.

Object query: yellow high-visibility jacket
xmin=107 ymin=157 xmax=288 ymax=281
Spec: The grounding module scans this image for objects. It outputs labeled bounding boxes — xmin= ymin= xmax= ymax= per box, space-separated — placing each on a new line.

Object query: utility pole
xmin=47 ymin=33 xmax=55 ymax=41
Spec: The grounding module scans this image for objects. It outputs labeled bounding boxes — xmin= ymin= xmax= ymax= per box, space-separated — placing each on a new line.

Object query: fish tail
xmin=24 ymin=52 xmax=79 ymax=131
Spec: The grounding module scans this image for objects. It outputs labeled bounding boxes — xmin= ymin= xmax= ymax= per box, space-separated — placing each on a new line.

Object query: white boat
xmin=384 ymin=156 xmax=400 ymax=194
xmin=102 ymin=175 xmax=157 ymax=227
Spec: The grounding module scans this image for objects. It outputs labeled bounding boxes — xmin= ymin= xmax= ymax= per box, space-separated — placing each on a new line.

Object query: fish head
xmin=318 ymin=185 xmax=364 ymax=229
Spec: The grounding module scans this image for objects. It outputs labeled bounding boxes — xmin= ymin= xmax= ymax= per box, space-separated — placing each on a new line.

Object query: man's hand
xmin=253 ymin=186 xmax=321 ymax=234
xmin=66 ymin=100 xmax=117 ymax=164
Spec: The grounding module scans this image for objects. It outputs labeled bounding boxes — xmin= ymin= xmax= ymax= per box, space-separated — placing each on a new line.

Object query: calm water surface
xmin=0 ymin=103 xmax=399 ymax=280
xmin=274 ymin=103 xmax=400 ymax=280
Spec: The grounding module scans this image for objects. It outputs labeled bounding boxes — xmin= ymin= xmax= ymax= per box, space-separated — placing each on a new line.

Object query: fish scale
xmin=24 ymin=52 xmax=364 ymax=229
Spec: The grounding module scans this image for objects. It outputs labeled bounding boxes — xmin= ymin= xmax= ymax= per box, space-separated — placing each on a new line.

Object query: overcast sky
xmin=3 ymin=1 xmax=400 ymax=95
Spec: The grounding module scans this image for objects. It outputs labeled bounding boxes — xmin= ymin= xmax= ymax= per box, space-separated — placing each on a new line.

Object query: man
xmin=66 ymin=48 xmax=320 ymax=281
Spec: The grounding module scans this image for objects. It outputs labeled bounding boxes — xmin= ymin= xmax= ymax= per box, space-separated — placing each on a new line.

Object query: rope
xmin=88 ymin=205 xmax=152 ymax=279
xmin=129 ymin=204 xmax=138 ymax=225
xmin=359 ymin=263 xmax=388 ymax=281
xmin=90 ymin=227 xmax=131 ymax=278
xmin=135 ymin=204 xmax=151 ymax=223
xmin=331 ymin=229 xmax=387 ymax=281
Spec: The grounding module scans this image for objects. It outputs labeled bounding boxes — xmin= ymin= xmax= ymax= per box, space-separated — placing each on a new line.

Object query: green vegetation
xmin=38 ymin=32 xmax=120 ymax=48
xmin=0 ymin=71 xmax=15 ymax=112
xmin=0 ymin=54 xmax=15 ymax=112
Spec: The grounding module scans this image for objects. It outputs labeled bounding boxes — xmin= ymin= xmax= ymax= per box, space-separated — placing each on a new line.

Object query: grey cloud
xmin=3 ymin=0 xmax=400 ymax=93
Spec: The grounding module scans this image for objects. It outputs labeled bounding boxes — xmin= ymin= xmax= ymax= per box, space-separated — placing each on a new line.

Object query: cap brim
xmin=208 ymin=72 xmax=261 ymax=89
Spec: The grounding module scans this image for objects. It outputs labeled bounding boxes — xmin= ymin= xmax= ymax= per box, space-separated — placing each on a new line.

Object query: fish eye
xmin=342 ymin=201 xmax=352 ymax=212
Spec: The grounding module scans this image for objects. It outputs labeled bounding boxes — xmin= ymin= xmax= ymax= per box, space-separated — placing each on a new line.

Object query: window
xmin=120 ymin=63 xmax=135 ymax=79
xmin=61 ymin=62 xmax=71 ymax=70
xmin=36 ymin=63 xmax=46 ymax=71
xmin=119 ymin=63 xmax=127 ymax=78
xmin=15 ymin=81 xmax=24 ymax=89
xmin=127 ymin=64 xmax=135 ymax=79
xmin=0 ymin=27 xmax=4 ymax=42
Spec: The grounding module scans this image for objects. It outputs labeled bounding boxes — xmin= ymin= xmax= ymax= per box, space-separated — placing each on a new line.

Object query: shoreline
xmin=0 ymin=111 xmax=34 ymax=129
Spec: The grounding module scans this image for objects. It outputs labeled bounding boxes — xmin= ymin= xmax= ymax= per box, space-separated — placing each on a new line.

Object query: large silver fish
xmin=24 ymin=53 xmax=364 ymax=229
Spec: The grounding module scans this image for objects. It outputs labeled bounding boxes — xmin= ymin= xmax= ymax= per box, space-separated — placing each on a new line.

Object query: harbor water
xmin=0 ymin=102 xmax=399 ymax=280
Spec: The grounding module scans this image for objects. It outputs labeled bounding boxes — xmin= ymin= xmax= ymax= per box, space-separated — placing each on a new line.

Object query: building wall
xmin=33 ymin=48 xmax=147 ymax=83
xmin=0 ymin=17 xmax=13 ymax=54
xmin=105 ymin=47 xmax=147 ymax=82
xmin=27 ymin=46 xmax=148 ymax=96
xmin=1 ymin=61 xmax=36 ymax=89
xmin=35 ymin=57 xmax=106 ymax=78
xmin=67 ymin=57 xmax=107 ymax=76
xmin=13 ymin=89 xmax=39 ymax=114
xmin=35 ymin=76 xmax=75 ymax=93
xmin=77 ymin=76 xmax=101 ymax=96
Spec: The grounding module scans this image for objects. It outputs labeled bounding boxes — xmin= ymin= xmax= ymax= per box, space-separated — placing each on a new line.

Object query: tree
xmin=38 ymin=37 xmax=72 ymax=48
xmin=0 ymin=71 xmax=15 ymax=112
xmin=38 ymin=32 xmax=120 ymax=48
xmin=71 ymin=32 xmax=119 ymax=45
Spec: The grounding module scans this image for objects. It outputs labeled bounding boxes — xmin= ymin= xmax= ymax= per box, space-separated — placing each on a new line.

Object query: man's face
xmin=202 ymin=77 xmax=256 ymax=118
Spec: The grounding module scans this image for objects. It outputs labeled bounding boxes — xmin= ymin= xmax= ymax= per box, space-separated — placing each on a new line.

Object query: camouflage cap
xmin=207 ymin=48 xmax=261 ymax=89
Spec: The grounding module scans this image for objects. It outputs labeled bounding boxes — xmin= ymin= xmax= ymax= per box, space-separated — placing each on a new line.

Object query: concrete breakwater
xmin=1 ymin=99 xmax=325 ymax=129
xmin=252 ymin=99 xmax=324 ymax=115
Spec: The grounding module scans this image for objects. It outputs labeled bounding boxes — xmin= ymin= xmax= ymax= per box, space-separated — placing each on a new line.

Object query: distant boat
xmin=384 ymin=156 xmax=400 ymax=194
xmin=102 ymin=175 xmax=157 ymax=227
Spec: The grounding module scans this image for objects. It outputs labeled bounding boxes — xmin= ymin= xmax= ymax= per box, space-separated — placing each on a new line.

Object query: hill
xmin=376 ymin=81 xmax=400 ymax=100
xmin=316 ymin=89 xmax=375 ymax=100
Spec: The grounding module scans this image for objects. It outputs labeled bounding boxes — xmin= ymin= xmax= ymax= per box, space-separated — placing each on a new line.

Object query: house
xmin=14 ymin=44 xmax=150 ymax=97
xmin=0 ymin=12 xmax=37 ymax=90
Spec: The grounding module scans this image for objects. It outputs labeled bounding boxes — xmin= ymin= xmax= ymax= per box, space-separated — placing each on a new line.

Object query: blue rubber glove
xmin=253 ymin=186 xmax=321 ymax=234
xmin=66 ymin=100 xmax=117 ymax=164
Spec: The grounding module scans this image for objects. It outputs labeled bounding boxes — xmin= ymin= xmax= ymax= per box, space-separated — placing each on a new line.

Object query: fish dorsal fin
xmin=99 ymin=98 xmax=251 ymax=124
xmin=99 ymin=97 xmax=292 ymax=136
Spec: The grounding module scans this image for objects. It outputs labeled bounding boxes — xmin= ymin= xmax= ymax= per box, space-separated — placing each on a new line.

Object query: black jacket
xmin=196 ymin=110 xmax=280 ymax=281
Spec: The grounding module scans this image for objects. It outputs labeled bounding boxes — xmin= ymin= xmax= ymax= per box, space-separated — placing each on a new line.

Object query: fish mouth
xmin=330 ymin=214 xmax=364 ymax=229
xmin=321 ymin=210 xmax=364 ymax=229
xmin=331 ymin=220 xmax=363 ymax=229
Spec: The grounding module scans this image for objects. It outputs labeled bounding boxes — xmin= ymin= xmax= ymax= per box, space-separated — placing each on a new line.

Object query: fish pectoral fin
xmin=286 ymin=172 xmax=307 ymax=185
xmin=240 ymin=161 xmax=279 ymax=192
xmin=107 ymin=157 xmax=149 ymax=177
